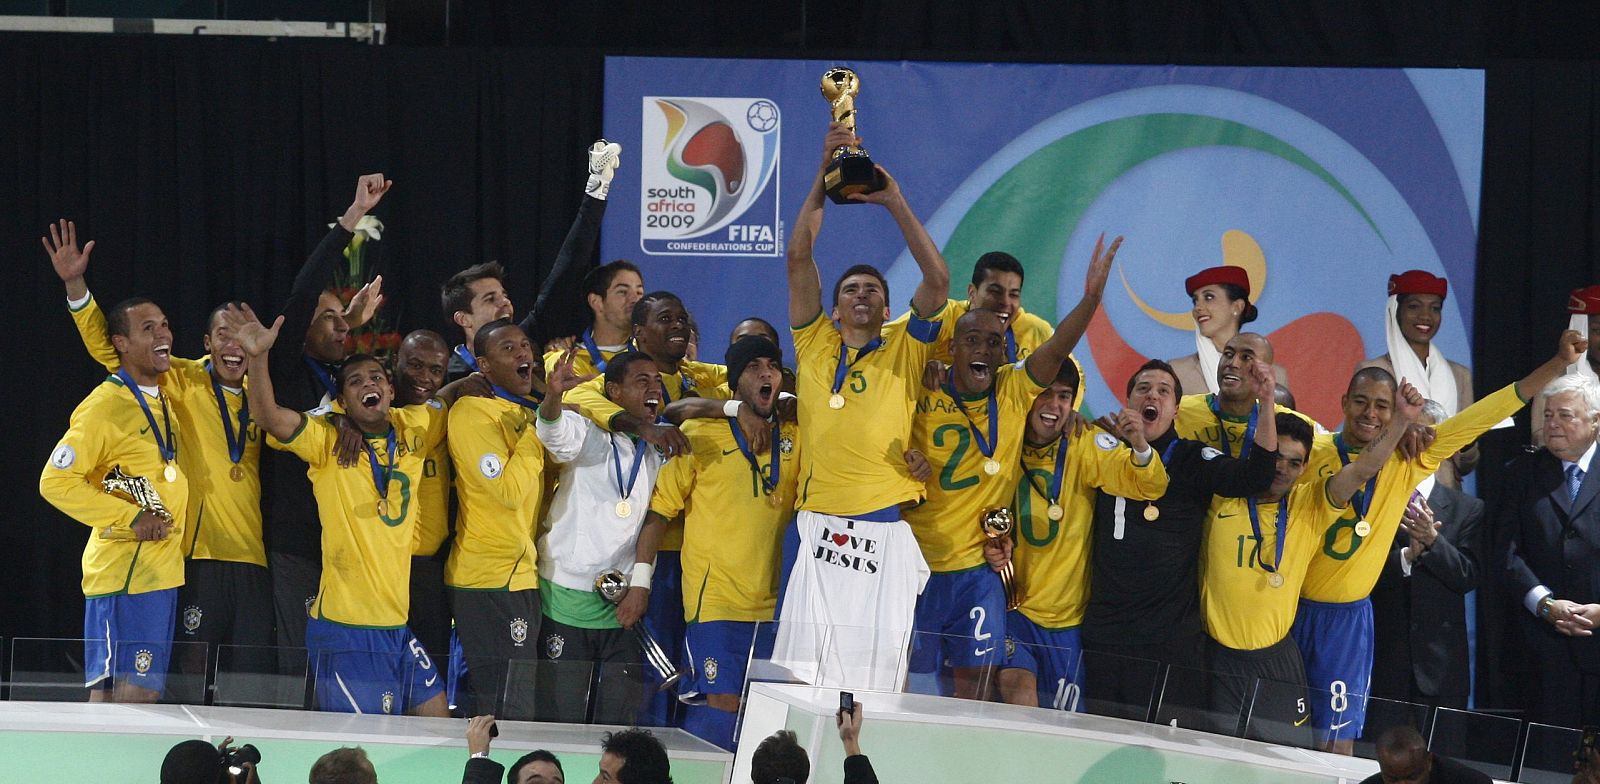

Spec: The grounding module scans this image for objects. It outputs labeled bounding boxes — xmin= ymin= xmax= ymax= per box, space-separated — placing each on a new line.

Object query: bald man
xmin=392 ymin=330 xmax=456 ymax=679
xmin=1358 ymin=725 xmax=1490 ymax=784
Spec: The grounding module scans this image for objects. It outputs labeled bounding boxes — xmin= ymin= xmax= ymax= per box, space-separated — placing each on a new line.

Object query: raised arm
xmin=788 ymin=123 xmax=857 ymax=327
xmin=1516 ymin=329 xmax=1589 ymax=401
xmin=521 ymin=195 xmax=608 ymax=342
xmin=1329 ymin=380 xmax=1422 ymax=504
xmin=1249 ymin=361 xmax=1280 ymax=453
xmin=224 ymin=304 xmax=304 ymax=441
xmin=269 ymin=174 xmax=390 ymax=376
xmin=1025 ymin=233 xmax=1119 ymax=381
xmin=850 ymin=167 xmax=949 ymax=317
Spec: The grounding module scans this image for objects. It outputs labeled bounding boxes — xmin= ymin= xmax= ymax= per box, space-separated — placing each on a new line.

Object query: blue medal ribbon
xmin=1334 ymin=433 xmax=1377 ymax=520
xmin=205 ymin=360 xmax=250 ymax=465
xmin=303 ymin=355 xmax=338 ymax=400
xmin=116 ymin=368 xmax=176 ymax=463
xmin=453 ymin=344 xmax=480 ymax=373
xmin=1023 ymin=436 xmax=1071 ymax=506
xmin=659 ymin=371 xmax=695 ymax=403
xmin=363 ymin=427 xmax=398 ymax=503
xmin=1004 ymin=327 xmax=1018 ymax=364
xmin=609 ymin=433 xmax=648 ymax=503
xmin=491 ymin=382 xmax=543 ymax=407
xmin=1210 ymin=395 xmax=1258 ymax=459
xmin=832 ymin=336 xmax=884 ymax=396
xmin=942 ymin=379 xmax=999 ymax=460
xmin=727 ymin=416 xmax=780 ymax=495
xmin=583 ymin=327 xmax=634 ymax=373
xmin=1246 ymin=494 xmax=1290 ymax=574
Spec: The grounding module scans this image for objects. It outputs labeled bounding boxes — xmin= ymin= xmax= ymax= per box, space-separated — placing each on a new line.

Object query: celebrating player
xmin=41 ymin=296 xmax=189 ymax=703
xmin=905 ymin=233 xmax=1120 ymax=700
xmin=771 ymin=120 xmax=952 ymax=690
xmin=1293 ymin=331 xmax=1587 ymax=752
xmin=230 ymin=304 xmax=449 ymax=716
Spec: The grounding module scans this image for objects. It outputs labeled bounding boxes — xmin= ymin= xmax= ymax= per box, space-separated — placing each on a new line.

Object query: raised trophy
xmin=819 ymin=67 xmax=886 ymax=204
xmin=980 ymin=507 xmax=1018 ymax=610
xmin=100 ymin=465 xmax=175 ymax=541
xmin=595 ymin=569 xmax=684 ymax=690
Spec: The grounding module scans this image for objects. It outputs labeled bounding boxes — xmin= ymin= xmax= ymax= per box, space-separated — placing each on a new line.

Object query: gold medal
xmin=828 ymin=394 xmax=846 ymax=410
xmin=983 ymin=459 xmax=1001 ymax=476
xmin=615 ymin=500 xmax=632 ymax=518
xmin=163 ymin=464 xmax=178 ymax=483
xmin=1144 ymin=505 xmax=1160 ymax=521
xmin=229 ymin=464 xmax=244 ymax=482
xmin=1268 ymin=572 xmax=1285 ymax=589
xmin=376 ymin=497 xmax=389 ymax=517
xmin=1354 ymin=520 xmax=1371 ymax=537
xmin=1046 ymin=504 xmax=1064 ymax=521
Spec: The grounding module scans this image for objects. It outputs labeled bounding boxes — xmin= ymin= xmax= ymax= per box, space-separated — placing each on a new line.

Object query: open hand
xmin=220 ymin=304 xmax=284 ymax=358
xmin=42 ymin=219 xmax=94 ymax=283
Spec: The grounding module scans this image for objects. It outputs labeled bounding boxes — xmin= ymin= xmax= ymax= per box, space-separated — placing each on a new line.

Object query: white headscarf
xmin=1384 ymin=294 xmax=1460 ymax=418
xmin=1195 ymin=328 xmax=1223 ymax=395
xmin=1570 ymin=313 xmax=1598 ymax=382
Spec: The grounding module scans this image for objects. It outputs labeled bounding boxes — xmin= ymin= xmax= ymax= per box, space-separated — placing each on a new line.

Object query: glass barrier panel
xmin=993 ymin=634 xmax=1088 ymax=714
xmin=1430 ymin=707 xmax=1520 ymax=781
xmin=1156 ymin=663 xmax=1247 ymax=737
xmin=1519 ymin=722 xmax=1586 ymax=783
xmin=212 ymin=644 xmax=308 ymax=709
xmin=501 ymin=658 xmax=596 ymax=724
xmin=308 ymin=647 xmax=429 ymax=716
xmin=9 ymin=637 xmax=206 ymax=704
xmin=1077 ymin=648 xmax=1163 ymax=723
xmin=744 ymin=620 xmax=830 ymax=691
xmin=904 ymin=629 xmax=1006 ymax=700
xmin=1349 ymin=696 xmax=1432 ymax=761
xmin=1246 ymin=680 xmax=1332 ymax=751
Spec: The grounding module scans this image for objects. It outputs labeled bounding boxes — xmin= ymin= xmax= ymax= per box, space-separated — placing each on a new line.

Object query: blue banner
xmin=602 ymin=57 xmax=1483 ymax=427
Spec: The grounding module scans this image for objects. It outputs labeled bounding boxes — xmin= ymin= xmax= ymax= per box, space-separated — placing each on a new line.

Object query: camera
xmin=224 ymin=744 xmax=261 ymax=776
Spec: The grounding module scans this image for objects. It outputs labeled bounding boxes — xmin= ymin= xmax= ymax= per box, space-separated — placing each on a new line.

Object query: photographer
xmin=749 ymin=701 xmax=877 ymax=784
xmin=160 ymin=737 xmax=260 ymax=784
xmin=462 ymin=715 xmax=566 ymax=784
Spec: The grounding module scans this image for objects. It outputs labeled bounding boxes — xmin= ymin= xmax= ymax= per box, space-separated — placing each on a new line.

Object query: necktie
xmin=1570 ymin=464 xmax=1586 ymax=503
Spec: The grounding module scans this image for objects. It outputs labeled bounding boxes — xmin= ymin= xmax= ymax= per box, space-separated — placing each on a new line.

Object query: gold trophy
xmin=820 ymin=67 xmax=885 ymax=204
xmin=595 ymin=570 xmax=684 ymax=690
xmin=980 ymin=507 xmax=1018 ymax=610
xmin=100 ymin=465 xmax=175 ymax=541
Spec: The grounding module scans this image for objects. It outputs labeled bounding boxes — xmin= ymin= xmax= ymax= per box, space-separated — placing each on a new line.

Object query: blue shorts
xmin=1002 ymin=610 xmax=1084 ymax=711
xmin=305 ymin=617 xmax=444 ymax=715
xmin=84 ymin=589 xmax=178 ymax=692
xmin=1290 ymin=597 xmax=1373 ymax=741
xmin=682 ymin=620 xmax=776 ymax=699
xmin=910 ymin=566 xmax=1006 ymax=672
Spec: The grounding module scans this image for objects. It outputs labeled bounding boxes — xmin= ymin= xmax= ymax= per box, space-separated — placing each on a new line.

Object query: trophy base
xmin=824 ymin=152 xmax=885 ymax=204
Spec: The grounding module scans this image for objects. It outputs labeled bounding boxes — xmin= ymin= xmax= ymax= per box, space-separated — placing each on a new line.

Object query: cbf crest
xmin=182 ymin=606 xmax=203 ymax=635
xmin=381 ymin=691 xmax=395 ymax=714
xmin=703 ymin=657 xmax=719 ymax=683
xmin=133 ymin=649 xmax=154 ymax=674
xmin=545 ymin=633 xmax=565 ymax=659
xmin=778 ymin=435 xmax=794 ymax=455
xmin=510 ymin=617 xmax=529 ymax=646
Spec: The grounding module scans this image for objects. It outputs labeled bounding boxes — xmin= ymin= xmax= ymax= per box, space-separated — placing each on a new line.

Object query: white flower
xmin=328 ymin=214 xmax=385 ymax=241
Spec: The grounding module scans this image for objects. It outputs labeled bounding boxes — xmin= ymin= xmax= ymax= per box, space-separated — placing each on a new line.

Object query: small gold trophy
xmin=820 ymin=67 xmax=886 ymax=204
xmin=100 ymin=465 xmax=175 ymax=541
xmin=980 ymin=507 xmax=1018 ymax=610
xmin=595 ymin=570 xmax=684 ymax=690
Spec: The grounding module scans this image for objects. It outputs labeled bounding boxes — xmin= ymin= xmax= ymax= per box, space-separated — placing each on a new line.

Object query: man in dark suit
xmin=1371 ymin=469 xmax=1485 ymax=711
xmin=1500 ymin=373 xmax=1600 ymax=727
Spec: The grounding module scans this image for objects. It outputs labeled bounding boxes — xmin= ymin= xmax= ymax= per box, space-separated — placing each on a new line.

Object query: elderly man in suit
xmin=1371 ymin=402 xmax=1485 ymax=711
xmin=1501 ymin=372 xmax=1600 ymax=727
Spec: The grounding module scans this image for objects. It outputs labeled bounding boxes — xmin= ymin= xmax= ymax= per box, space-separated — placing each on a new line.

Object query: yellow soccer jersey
xmin=650 ymin=417 xmax=801 ymax=623
xmin=541 ymin=335 xmax=631 ymax=381
xmin=272 ymin=403 xmax=446 ymax=628
xmin=1011 ymin=430 xmax=1169 ymax=629
xmin=889 ymin=298 xmax=1056 ymax=361
xmin=1300 ymin=383 xmax=1526 ymax=603
xmin=905 ymin=362 xmax=1047 ymax=572
xmin=413 ymin=428 xmax=453 ymax=558
xmin=70 ymin=296 xmax=266 ymax=566
xmin=792 ymin=308 xmax=944 ymax=516
xmin=1201 ymin=478 xmax=1344 ymax=650
xmin=1175 ymin=393 xmax=1337 ymax=483
xmin=445 ymin=395 xmax=545 ymax=591
xmin=41 ymin=376 xmax=190 ymax=597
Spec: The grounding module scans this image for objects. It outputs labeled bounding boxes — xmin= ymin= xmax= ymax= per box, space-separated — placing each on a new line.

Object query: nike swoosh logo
xmin=424 ymin=674 xmax=438 ymax=687
xmin=1294 ymin=715 xmax=1310 ymax=727
xmin=722 ymin=448 xmax=741 ymax=455
xmin=139 ymin=425 xmax=151 ymax=435
xmin=1330 ymin=720 xmax=1352 ymax=730
xmin=1218 ymin=512 xmax=1238 ymax=518
xmin=974 ymin=647 xmax=995 ymax=657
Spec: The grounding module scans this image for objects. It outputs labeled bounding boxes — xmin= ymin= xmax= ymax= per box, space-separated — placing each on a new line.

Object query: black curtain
xmin=0 ymin=33 xmax=602 ymax=642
